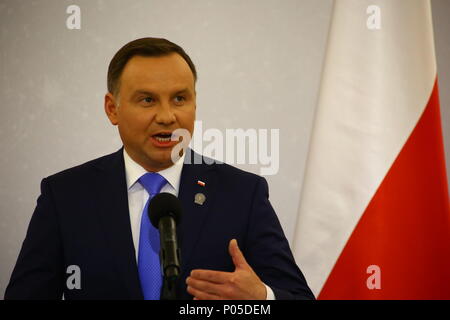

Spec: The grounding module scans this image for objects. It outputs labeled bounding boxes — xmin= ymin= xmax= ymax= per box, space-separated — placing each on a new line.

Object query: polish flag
xmin=293 ymin=0 xmax=450 ymax=299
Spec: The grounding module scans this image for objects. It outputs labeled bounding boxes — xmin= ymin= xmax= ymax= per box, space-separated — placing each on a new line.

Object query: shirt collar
xmin=123 ymin=148 xmax=185 ymax=193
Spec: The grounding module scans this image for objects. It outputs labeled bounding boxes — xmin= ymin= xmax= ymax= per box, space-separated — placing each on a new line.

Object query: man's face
xmin=105 ymin=54 xmax=196 ymax=172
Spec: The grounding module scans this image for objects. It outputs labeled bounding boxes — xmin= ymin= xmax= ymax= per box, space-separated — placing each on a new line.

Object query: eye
xmin=173 ymin=95 xmax=186 ymax=105
xmin=139 ymin=96 xmax=155 ymax=106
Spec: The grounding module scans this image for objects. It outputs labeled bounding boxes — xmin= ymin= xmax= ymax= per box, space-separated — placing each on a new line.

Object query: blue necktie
xmin=138 ymin=172 xmax=167 ymax=300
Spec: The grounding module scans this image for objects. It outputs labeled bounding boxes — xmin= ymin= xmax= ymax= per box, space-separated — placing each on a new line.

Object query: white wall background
xmin=0 ymin=0 xmax=448 ymax=298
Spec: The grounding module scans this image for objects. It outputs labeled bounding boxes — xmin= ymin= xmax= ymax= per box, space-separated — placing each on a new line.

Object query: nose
xmin=155 ymin=102 xmax=176 ymax=125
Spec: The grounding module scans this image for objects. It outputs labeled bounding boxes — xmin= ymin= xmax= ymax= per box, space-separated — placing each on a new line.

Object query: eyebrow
xmin=132 ymin=88 xmax=191 ymax=97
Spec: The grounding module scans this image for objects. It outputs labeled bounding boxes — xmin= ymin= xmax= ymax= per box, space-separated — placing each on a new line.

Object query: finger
xmin=228 ymin=239 xmax=248 ymax=269
xmin=186 ymin=276 xmax=224 ymax=295
xmin=187 ymin=284 xmax=222 ymax=300
xmin=190 ymin=269 xmax=232 ymax=284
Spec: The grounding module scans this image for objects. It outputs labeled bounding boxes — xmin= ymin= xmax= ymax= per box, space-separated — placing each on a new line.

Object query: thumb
xmin=229 ymin=239 xmax=249 ymax=270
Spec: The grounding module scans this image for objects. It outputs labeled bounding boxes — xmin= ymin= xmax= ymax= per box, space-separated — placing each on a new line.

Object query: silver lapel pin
xmin=194 ymin=193 xmax=206 ymax=205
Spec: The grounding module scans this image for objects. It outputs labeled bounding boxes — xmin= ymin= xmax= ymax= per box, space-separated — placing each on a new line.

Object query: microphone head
xmin=148 ymin=192 xmax=182 ymax=228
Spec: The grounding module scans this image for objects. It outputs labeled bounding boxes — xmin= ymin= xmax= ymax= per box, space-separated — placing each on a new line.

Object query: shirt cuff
xmin=264 ymin=284 xmax=275 ymax=300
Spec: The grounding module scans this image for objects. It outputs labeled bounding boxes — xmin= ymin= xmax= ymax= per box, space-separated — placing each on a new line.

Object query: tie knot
xmin=139 ymin=172 xmax=167 ymax=196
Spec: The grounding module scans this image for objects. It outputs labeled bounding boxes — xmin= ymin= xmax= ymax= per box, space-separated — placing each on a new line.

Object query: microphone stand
xmin=158 ymin=216 xmax=181 ymax=300
xmin=161 ymin=272 xmax=178 ymax=300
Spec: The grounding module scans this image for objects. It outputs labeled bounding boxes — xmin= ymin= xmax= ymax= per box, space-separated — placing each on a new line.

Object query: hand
xmin=186 ymin=239 xmax=267 ymax=300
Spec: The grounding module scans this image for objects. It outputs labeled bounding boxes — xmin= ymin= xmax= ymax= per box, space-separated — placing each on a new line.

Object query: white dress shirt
xmin=123 ymin=149 xmax=184 ymax=257
xmin=122 ymin=149 xmax=275 ymax=300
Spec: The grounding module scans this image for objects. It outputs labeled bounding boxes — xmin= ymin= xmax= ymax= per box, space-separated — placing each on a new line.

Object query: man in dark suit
xmin=5 ymin=38 xmax=314 ymax=300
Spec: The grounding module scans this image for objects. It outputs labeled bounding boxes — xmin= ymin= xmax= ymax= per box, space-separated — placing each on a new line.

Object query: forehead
xmin=120 ymin=54 xmax=195 ymax=93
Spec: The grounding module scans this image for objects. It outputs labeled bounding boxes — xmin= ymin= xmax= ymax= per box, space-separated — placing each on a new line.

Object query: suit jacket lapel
xmin=177 ymin=150 xmax=218 ymax=277
xmin=95 ymin=148 xmax=143 ymax=299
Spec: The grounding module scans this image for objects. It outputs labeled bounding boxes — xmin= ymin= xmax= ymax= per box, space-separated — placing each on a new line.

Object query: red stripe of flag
xmin=319 ymin=79 xmax=450 ymax=299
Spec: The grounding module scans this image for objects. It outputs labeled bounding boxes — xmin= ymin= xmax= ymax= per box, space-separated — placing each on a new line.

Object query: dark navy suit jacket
xmin=5 ymin=149 xmax=314 ymax=300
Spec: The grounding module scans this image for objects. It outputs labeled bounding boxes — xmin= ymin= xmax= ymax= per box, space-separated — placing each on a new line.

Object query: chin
xmin=147 ymin=151 xmax=175 ymax=168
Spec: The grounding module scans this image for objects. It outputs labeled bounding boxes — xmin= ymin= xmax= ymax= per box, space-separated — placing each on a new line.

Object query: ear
xmin=104 ymin=93 xmax=119 ymax=125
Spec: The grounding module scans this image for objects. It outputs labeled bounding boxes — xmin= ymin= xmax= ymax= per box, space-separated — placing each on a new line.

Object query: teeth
xmin=155 ymin=136 xmax=171 ymax=142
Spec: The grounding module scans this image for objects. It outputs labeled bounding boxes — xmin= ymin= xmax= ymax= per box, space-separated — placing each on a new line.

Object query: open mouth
xmin=152 ymin=132 xmax=173 ymax=142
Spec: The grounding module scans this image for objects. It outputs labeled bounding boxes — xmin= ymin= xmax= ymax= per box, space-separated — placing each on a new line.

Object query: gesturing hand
xmin=186 ymin=239 xmax=267 ymax=300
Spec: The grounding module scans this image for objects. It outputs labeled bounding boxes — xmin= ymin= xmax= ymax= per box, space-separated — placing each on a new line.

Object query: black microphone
xmin=148 ymin=192 xmax=182 ymax=299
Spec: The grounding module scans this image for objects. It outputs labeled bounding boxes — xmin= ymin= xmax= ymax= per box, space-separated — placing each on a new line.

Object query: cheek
xmin=178 ymin=108 xmax=196 ymax=130
xmin=127 ymin=107 xmax=150 ymax=124
xmin=119 ymin=111 xmax=151 ymax=136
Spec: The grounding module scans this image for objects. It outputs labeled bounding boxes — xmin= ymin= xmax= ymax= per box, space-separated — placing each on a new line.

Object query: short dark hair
xmin=107 ymin=37 xmax=197 ymax=96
